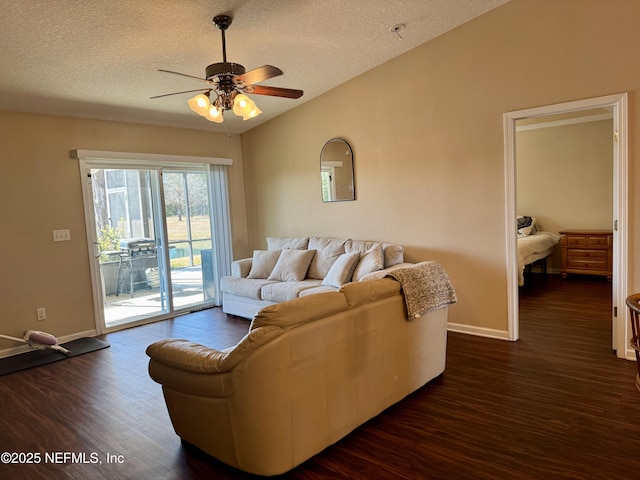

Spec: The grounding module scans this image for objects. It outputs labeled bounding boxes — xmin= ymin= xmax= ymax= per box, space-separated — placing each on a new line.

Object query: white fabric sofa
xmin=220 ymin=236 xmax=410 ymax=319
xmin=147 ymin=278 xmax=449 ymax=476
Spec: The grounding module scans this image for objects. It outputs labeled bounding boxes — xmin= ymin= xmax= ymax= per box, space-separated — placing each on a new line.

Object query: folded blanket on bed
xmin=385 ymin=261 xmax=457 ymax=319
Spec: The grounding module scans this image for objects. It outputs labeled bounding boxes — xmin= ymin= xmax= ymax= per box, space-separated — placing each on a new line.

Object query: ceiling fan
xmin=152 ymin=14 xmax=303 ymax=123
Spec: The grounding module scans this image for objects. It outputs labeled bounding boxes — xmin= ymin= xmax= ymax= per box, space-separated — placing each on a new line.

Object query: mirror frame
xmin=320 ymin=138 xmax=355 ymax=202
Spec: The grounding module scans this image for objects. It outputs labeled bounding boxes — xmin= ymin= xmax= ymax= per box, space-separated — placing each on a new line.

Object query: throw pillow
xmin=268 ymin=249 xmax=316 ymax=282
xmin=247 ymin=250 xmax=282 ymax=279
xmin=322 ymin=252 xmax=360 ymax=287
xmin=383 ymin=243 xmax=404 ymax=267
xmin=349 ymin=243 xmax=384 ymax=281
xmin=307 ymin=237 xmax=347 ymax=280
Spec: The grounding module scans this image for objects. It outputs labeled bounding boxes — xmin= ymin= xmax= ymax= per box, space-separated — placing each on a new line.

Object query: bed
xmin=517 ymin=216 xmax=560 ymax=286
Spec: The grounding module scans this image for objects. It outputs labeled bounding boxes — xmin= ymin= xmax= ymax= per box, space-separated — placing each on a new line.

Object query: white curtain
xmin=208 ymin=164 xmax=233 ymax=306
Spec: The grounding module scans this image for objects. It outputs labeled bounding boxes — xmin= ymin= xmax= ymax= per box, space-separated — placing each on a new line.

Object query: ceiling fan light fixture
xmin=204 ymin=104 xmax=224 ymax=123
xmin=232 ymin=94 xmax=256 ymax=118
xmin=154 ymin=14 xmax=303 ymax=124
xmin=242 ymin=105 xmax=262 ymax=121
xmin=188 ymin=93 xmax=210 ymax=116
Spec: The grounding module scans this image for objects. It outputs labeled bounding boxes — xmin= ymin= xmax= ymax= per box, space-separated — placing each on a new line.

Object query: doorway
xmin=503 ymin=93 xmax=629 ymax=358
xmin=75 ymin=150 xmax=234 ymax=334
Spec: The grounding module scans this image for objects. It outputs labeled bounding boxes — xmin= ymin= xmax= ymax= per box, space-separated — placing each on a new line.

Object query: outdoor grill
xmin=116 ymin=238 xmax=158 ymax=297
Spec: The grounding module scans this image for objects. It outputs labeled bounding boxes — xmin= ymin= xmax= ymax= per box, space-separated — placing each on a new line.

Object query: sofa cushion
xmin=347 ymin=241 xmax=384 ymax=281
xmin=268 ymin=249 xmax=316 ymax=282
xmin=247 ymin=250 xmax=282 ymax=279
xmin=267 ymin=237 xmax=309 ymax=250
xmin=322 ymin=252 xmax=360 ymax=287
xmin=298 ymin=285 xmax=339 ymax=296
xmin=220 ymin=277 xmax=277 ymax=300
xmin=250 ymin=291 xmax=349 ymax=330
xmin=261 ymin=280 xmax=323 ymax=303
xmin=307 ymin=237 xmax=347 ymax=280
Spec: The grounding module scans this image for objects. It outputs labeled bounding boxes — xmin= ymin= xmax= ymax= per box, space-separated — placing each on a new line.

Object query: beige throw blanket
xmin=385 ymin=261 xmax=457 ymax=319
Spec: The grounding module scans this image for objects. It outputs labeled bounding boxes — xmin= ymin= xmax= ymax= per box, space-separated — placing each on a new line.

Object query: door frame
xmin=503 ymin=93 xmax=629 ymax=358
xmin=73 ymin=149 xmax=234 ymax=335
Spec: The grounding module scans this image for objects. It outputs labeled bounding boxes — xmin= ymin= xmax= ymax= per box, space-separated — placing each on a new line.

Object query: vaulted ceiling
xmin=0 ymin=0 xmax=509 ymax=134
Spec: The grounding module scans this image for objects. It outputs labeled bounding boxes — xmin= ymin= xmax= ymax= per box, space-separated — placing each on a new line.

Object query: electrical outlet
xmin=36 ymin=308 xmax=46 ymax=321
xmin=52 ymin=229 xmax=71 ymax=242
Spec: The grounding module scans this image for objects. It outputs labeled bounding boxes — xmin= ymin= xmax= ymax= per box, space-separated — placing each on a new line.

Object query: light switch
xmin=53 ymin=229 xmax=71 ymax=242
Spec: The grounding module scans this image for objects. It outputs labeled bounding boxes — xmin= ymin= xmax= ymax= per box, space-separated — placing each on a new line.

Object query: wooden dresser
xmin=559 ymin=230 xmax=612 ymax=280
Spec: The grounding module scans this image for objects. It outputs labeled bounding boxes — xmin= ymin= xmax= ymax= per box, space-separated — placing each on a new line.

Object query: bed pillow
xmin=247 ymin=250 xmax=282 ymax=279
xmin=268 ymin=249 xmax=316 ymax=282
xmin=322 ymin=252 xmax=360 ymax=287
xmin=517 ymin=216 xmax=537 ymax=238
xmin=517 ymin=215 xmax=533 ymax=229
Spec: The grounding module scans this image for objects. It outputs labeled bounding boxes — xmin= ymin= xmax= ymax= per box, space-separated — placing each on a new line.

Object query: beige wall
xmin=0 ymin=112 xmax=248 ymax=340
xmin=517 ymin=118 xmax=614 ymax=270
xmin=241 ymin=0 xmax=640 ymax=334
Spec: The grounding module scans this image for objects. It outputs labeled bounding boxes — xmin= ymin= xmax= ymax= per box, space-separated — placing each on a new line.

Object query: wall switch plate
xmin=53 ymin=229 xmax=71 ymax=242
xmin=36 ymin=307 xmax=46 ymax=321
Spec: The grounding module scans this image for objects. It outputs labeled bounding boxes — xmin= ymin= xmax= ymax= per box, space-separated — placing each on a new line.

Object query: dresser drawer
xmin=586 ymin=235 xmax=611 ymax=247
xmin=566 ymin=258 xmax=608 ymax=270
xmin=564 ymin=234 xmax=611 ymax=248
xmin=566 ymin=249 xmax=607 ymax=259
xmin=564 ymin=235 xmax=587 ymax=247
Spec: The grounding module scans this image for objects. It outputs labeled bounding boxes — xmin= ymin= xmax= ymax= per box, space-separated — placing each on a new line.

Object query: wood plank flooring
xmin=1 ymin=274 xmax=639 ymax=479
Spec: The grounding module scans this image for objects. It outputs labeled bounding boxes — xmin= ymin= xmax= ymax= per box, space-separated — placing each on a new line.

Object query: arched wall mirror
xmin=320 ymin=138 xmax=355 ymax=202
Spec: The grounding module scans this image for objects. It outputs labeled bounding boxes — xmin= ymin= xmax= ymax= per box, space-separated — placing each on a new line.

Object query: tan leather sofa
xmin=147 ymin=278 xmax=448 ymax=476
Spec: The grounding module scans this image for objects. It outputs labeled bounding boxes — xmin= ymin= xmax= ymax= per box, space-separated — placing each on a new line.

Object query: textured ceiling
xmin=0 ymin=0 xmax=509 ymax=134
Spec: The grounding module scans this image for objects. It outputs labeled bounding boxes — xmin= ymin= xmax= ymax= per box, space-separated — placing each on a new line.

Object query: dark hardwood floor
xmin=1 ymin=274 xmax=639 ymax=479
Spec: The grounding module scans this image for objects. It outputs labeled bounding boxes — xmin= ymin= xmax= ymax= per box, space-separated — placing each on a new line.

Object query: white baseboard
xmin=447 ymin=322 xmax=510 ymax=341
xmin=0 ymin=329 xmax=98 ymax=360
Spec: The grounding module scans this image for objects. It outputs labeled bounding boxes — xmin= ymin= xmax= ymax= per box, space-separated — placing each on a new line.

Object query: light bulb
xmin=204 ymin=105 xmax=224 ymax=123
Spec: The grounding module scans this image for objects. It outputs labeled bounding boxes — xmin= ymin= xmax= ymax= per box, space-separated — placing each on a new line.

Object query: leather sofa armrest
xmin=231 ymin=257 xmax=253 ymax=278
xmin=146 ymin=326 xmax=282 ymax=374
xmin=146 ymin=339 xmax=231 ymax=373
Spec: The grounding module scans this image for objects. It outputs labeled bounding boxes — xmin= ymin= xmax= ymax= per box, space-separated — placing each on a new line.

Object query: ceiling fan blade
xmin=243 ymin=84 xmax=303 ymax=99
xmin=234 ymin=65 xmax=283 ymax=86
xmin=150 ymin=88 xmax=211 ymax=99
xmin=158 ymin=69 xmax=213 ymax=85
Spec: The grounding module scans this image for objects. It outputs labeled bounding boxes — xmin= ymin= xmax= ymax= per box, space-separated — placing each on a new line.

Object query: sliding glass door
xmin=80 ymin=161 xmax=221 ymax=332
xmin=162 ymin=169 xmax=213 ymax=310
